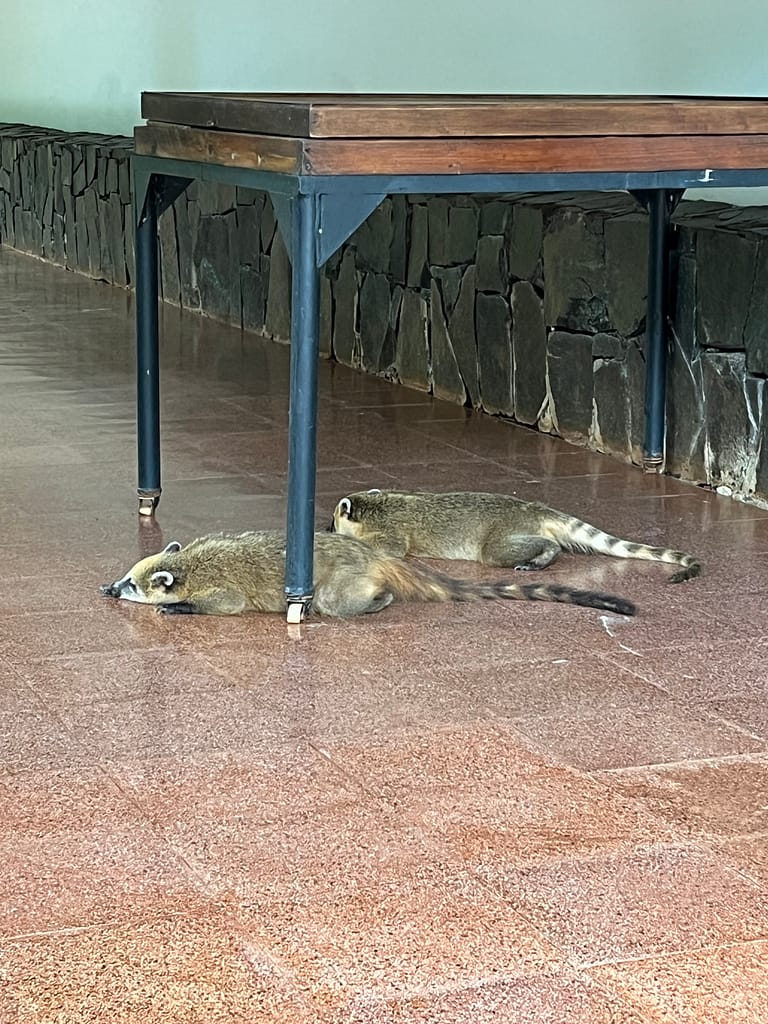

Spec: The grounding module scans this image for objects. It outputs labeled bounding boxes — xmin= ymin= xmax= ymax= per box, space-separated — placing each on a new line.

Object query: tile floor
xmin=1 ymin=246 xmax=767 ymax=1022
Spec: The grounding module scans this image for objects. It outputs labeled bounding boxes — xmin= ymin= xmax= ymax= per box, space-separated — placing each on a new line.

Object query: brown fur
xmin=100 ymin=530 xmax=636 ymax=618
xmin=331 ymin=489 xmax=701 ymax=583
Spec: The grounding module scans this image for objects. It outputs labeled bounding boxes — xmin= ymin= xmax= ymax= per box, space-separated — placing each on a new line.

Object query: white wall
xmin=2 ymin=0 xmax=768 ymax=201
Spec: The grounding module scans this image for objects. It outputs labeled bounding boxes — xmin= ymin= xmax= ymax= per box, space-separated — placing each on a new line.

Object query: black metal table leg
xmin=642 ymin=190 xmax=669 ymax=471
xmin=135 ymin=180 xmax=162 ymax=516
xmin=284 ymin=192 xmax=320 ymax=623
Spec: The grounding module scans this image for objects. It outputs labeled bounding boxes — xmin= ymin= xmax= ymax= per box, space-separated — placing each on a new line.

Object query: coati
xmin=100 ymin=530 xmax=636 ymax=617
xmin=330 ymin=490 xmax=701 ymax=583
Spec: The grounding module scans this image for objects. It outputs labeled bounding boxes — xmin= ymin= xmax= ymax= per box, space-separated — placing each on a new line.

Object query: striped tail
xmin=378 ymin=559 xmax=636 ymax=616
xmin=558 ymin=519 xmax=701 ymax=583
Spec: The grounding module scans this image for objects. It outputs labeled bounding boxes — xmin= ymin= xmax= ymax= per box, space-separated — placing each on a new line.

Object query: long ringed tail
xmin=558 ymin=519 xmax=701 ymax=583
xmin=377 ymin=558 xmax=636 ymax=616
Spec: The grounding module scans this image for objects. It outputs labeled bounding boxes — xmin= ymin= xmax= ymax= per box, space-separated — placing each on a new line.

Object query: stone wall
xmin=2 ymin=123 xmax=767 ymax=502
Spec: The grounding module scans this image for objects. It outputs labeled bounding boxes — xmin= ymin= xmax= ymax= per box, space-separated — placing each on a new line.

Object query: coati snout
xmin=100 ymin=541 xmax=183 ymax=604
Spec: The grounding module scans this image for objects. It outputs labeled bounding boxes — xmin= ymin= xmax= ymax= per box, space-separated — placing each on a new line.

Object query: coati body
xmin=331 ymin=490 xmax=701 ymax=583
xmin=100 ymin=530 xmax=636 ymax=617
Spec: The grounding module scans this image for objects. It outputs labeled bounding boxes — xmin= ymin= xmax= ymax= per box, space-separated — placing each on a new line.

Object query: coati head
xmin=100 ymin=541 xmax=185 ymax=605
xmin=329 ymin=489 xmax=384 ymax=536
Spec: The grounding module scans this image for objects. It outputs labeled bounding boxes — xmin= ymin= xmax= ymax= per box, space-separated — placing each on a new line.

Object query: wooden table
xmin=132 ymin=93 xmax=768 ymax=621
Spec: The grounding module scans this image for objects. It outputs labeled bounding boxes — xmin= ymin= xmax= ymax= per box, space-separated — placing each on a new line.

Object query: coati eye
xmin=338 ymin=498 xmax=352 ymax=517
xmin=150 ymin=570 xmax=175 ymax=589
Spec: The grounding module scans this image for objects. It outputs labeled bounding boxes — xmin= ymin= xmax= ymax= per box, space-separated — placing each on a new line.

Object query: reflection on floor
xmin=1 ymin=247 xmax=767 ymax=1023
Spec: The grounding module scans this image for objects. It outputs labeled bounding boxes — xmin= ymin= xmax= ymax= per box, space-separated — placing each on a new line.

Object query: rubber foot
xmin=286 ymin=603 xmax=305 ymax=624
xmin=138 ymin=495 xmax=160 ymax=517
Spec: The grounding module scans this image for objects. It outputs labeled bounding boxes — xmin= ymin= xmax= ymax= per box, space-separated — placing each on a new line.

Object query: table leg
xmin=642 ymin=190 xmax=671 ymax=472
xmin=284 ymin=192 xmax=320 ymax=623
xmin=135 ymin=181 xmax=162 ymax=516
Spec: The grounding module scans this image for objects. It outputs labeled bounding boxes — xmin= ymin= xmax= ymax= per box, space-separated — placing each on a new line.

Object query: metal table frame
xmin=132 ymin=156 xmax=768 ymax=621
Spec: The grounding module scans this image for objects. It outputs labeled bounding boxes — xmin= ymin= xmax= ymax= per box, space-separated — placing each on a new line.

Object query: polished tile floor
xmin=1 ymin=246 xmax=767 ymax=1023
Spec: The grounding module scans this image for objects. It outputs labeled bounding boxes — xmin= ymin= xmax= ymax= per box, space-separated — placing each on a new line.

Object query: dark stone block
xmin=197 ymin=182 xmax=236 ymax=217
xmin=359 ymin=273 xmax=392 ymax=373
xmin=354 ymin=199 xmax=392 ymax=274
xmin=0 ymin=166 xmax=10 ymax=193
xmin=237 ymin=202 xmax=261 ymax=268
xmin=407 ymin=204 xmax=429 ymax=287
xmin=1 ymin=195 xmax=14 ymax=245
xmin=701 ymin=351 xmax=762 ymax=493
xmin=395 ymin=289 xmax=430 ymax=391
xmin=84 ymin=188 xmax=100 ymax=277
xmin=97 ymin=197 xmax=114 ymax=284
xmin=42 ymin=189 xmax=53 ymax=228
xmin=1 ymin=137 xmax=13 ymax=171
xmin=124 ymin=202 xmax=135 ymax=285
xmin=227 ymin=210 xmax=241 ymax=327
xmin=509 ymin=204 xmax=542 ymax=281
xmin=427 ymin=197 xmax=449 ymax=266
xmin=431 ymin=265 xmax=464 ymax=318
xmin=605 ymin=215 xmax=647 ymax=336
xmin=19 ymin=150 xmax=32 ymax=209
xmin=159 ymin=205 xmax=180 ymax=304
xmin=241 ymin=264 xmax=267 ymax=334
xmin=447 ymin=205 xmax=478 ymax=265
xmin=118 ymin=158 xmax=130 ymax=203
xmin=264 ymin=225 xmax=290 ymax=339
xmin=744 ymin=239 xmax=768 ymax=375
xmin=546 ymin=331 xmax=594 ymax=440
xmin=511 ymin=280 xmax=547 ymax=425
xmin=97 ymin=154 xmax=107 ymax=197
xmin=696 ymin=228 xmax=757 ymax=350
xmin=105 ymin=158 xmax=118 ymax=195
xmin=475 ymin=234 xmax=507 ymax=293
xmin=480 ymin=199 xmax=511 ymax=236
xmin=34 ymin=146 xmax=50 ymax=215
xmin=74 ymin=196 xmax=89 ymax=272
xmin=53 ymin=154 xmax=64 ymax=215
xmin=475 ymin=292 xmax=512 ymax=415
xmin=72 ymin=154 xmax=86 ymax=196
xmin=332 ymin=248 xmax=359 ymax=368
xmin=176 ymin=198 xmax=200 ymax=309
xmin=543 ymin=209 xmax=609 ymax=332
xmin=389 ymin=195 xmax=408 ymax=285
xmin=319 ymin=273 xmax=333 ymax=358
xmin=108 ymin=194 xmax=126 ymax=287
xmin=52 ymin=212 xmax=65 ymax=265
xmin=85 ymin=145 xmax=97 ymax=187
xmin=61 ymin=147 xmax=73 ymax=187
xmin=63 ymin=190 xmax=75 ymax=269
xmin=592 ymin=334 xmax=631 ymax=458
xmin=447 ymin=266 xmax=480 ymax=407
xmin=195 ymin=215 xmax=234 ymax=321
xmin=430 ymin=280 xmax=466 ymax=405
xmin=756 ymin=411 xmax=768 ymax=500
xmin=261 ymin=195 xmax=277 ymax=252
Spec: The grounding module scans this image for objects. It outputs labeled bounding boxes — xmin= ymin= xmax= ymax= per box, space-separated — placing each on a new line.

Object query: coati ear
xmin=163 ymin=541 xmax=182 ymax=554
xmin=150 ymin=570 xmax=175 ymax=590
xmin=338 ymin=497 xmax=353 ymax=519
xmin=366 ymin=488 xmax=382 ymax=495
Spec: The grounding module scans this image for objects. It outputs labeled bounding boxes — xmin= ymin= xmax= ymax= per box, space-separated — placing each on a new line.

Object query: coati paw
xmin=156 ymin=602 xmax=196 ymax=615
xmin=514 ymin=563 xmax=536 ymax=571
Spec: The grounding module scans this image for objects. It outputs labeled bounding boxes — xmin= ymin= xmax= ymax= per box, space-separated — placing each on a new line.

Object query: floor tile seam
xmin=583 ymin=932 xmax=768 ymax=972
xmin=500 ymin=688 xmax=768 ymax=755
xmin=477 ymin=834 xmax=738 ymax=876
xmin=690 ymin=834 xmax=768 ymax=894
xmin=590 ymin=750 xmax=768 ymax=777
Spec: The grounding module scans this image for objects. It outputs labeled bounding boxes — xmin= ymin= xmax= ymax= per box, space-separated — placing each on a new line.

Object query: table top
xmin=140 ymin=92 xmax=768 ymax=139
xmin=135 ymin=93 xmax=768 ymax=178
